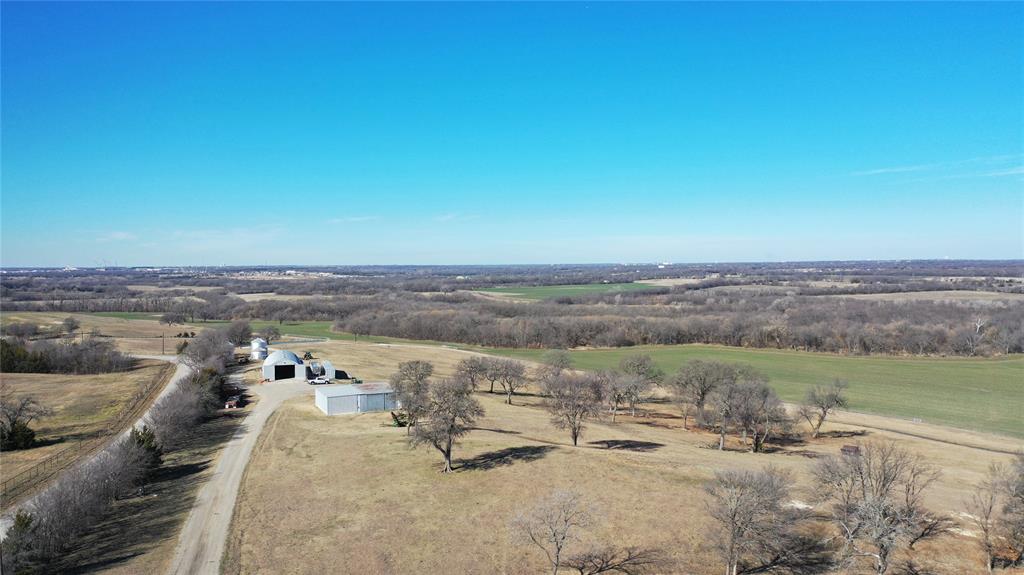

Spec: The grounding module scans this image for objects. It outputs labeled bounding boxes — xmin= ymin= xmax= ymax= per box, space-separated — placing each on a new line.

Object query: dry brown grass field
xmin=233 ymin=292 xmax=324 ymax=302
xmin=837 ymin=290 xmax=1024 ymax=302
xmin=1 ymin=312 xmax=208 ymax=355
xmin=223 ymin=341 xmax=1021 ymax=575
xmin=0 ymin=359 xmax=174 ymax=477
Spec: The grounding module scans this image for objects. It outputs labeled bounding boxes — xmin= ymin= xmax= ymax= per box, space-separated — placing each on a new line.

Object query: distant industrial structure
xmin=314 ymin=382 xmax=398 ymax=415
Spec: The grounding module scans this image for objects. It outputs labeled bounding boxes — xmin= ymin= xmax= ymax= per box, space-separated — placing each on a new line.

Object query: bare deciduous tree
xmin=708 ymin=379 xmax=743 ymax=451
xmin=411 ymin=377 xmax=483 ymax=473
xmin=536 ymin=349 xmax=574 ymax=387
xmin=545 ymin=373 xmax=603 ymax=446
xmin=454 ymin=356 xmax=489 ymax=391
xmin=389 ymin=360 xmax=433 ymax=434
xmin=669 ymin=360 xmax=735 ymax=429
xmin=258 ymin=325 xmax=281 ymax=343
xmin=814 ymin=442 xmax=942 ymax=575
xmin=512 ymin=489 xmax=593 ymax=575
xmin=730 ymin=374 xmax=789 ymax=453
xmin=603 ymin=371 xmax=631 ymax=423
xmin=495 ymin=358 xmax=528 ymax=405
xmin=998 ymin=452 xmax=1024 ymax=567
xmin=180 ymin=329 xmax=233 ymax=372
xmin=705 ymin=466 xmax=832 ymax=575
xmin=224 ymin=319 xmax=252 ymax=346
xmin=798 ymin=380 xmax=849 ymax=439
xmin=160 ymin=312 xmax=187 ymax=326
xmin=145 ymin=369 xmax=224 ymax=450
xmin=484 ymin=357 xmax=504 ymax=394
xmin=617 ymin=355 xmax=663 ymax=414
xmin=705 ymin=365 xmax=785 ymax=452
xmin=966 ymin=466 xmax=1001 ymax=573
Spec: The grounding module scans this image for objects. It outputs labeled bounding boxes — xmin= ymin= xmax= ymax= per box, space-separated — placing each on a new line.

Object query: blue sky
xmin=2 ymin=2 xmax=1021 ymax=266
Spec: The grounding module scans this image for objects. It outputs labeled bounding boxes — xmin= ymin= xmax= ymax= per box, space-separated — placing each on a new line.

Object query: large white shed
xmin=262 ymin=350 xmax=303 ymax=381
xmin=315 ymin=383 xmax=399 ymax=415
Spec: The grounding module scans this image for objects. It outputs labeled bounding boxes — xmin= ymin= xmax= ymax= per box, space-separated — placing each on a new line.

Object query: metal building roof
xmin=262 ymin=349 xmax=303 ymax=367
xmin=315 ymin=382 xmax=394 ymax=398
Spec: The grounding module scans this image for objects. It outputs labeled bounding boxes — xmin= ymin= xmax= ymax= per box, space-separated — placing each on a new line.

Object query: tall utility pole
xmin=161 ymin=333 xmax=165 ymax=355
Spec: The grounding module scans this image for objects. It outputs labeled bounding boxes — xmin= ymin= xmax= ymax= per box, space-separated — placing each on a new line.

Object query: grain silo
xmin=250 ymin=337 xmax=268 ymax=360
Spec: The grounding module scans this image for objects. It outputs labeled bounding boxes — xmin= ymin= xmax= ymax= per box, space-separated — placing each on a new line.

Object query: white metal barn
xmin=261 ymin=350 xmax=303 ymax=380
xmin=250 ymin=338 xmax=268 ymax=360
xmin=315 ymin=383 xmax=399 ymax=415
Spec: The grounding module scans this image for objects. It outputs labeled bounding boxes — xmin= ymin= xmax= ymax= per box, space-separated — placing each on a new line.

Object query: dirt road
xmin=165 ymin=376 xmax=311 ymax=575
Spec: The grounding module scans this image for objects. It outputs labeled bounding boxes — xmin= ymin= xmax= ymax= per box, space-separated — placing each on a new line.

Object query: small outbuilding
xmin=262 ymin=350 xmax=304 ymax=381
xmin=315 ymin=382 xmax=399 ymax=415
xmin=305 ymin=359 xmax=336 ymax=381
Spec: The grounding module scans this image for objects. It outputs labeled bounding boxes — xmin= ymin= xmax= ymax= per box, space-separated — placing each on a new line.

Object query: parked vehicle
xmin=224 ymin=395 xmax=242 ymax=409
xmin=308 ymin=376 xmax=330 ymax=385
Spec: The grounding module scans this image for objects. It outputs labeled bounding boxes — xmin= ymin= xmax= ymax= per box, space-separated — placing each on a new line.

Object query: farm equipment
xmin=390 ymin=411 xmax=408 ymax=427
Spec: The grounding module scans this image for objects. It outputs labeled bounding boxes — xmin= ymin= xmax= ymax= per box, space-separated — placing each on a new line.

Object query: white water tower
xmin=250 ymin=337 xmax=268 ymax=360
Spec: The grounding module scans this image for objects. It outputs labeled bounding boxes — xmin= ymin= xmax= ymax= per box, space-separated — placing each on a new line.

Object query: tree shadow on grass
xmin=635 ymin=420 xmax=678 ymax=430
xmin=458 ymin=445 xmax=556 ymax=471
xmin=471 ymin=427 xmax=522 ymax=435
xmin=768 ymin=434 xmax=808 ymax=448
xmin=59 ymin=411 xmax=246 ymax=573
xmin=31 ymin=436 xmax=69 ymax=448
xmin=588 ymin=439 xmax=665 ymax=452
xmin=817 ymin=429 xmax=869 ymax=439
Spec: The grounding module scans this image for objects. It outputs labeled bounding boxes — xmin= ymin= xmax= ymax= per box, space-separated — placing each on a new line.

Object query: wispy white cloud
xmin=434 ymin=213 xmax=478 ymax=222
xmin=851 ymin=154 xmax=1023 ymax=179
xmin=851 ymin=164 xmax=936 ymax=176
xmin=327 ymin=215 xmax=379 ymax=224
xmin=982 ymin=166 xmax=1024 ymax=177
xmin=96 ymin=231 xmax=137 ymax=242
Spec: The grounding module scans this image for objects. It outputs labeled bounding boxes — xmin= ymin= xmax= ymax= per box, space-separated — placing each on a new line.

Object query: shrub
xmin=1 ymin=420 xmax=37 ymax=451
xmin=129 ymin=425 xmax=163 ymax=475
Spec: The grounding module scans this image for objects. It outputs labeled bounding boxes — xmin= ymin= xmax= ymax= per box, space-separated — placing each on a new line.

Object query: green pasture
xmin=484 ymin=345 xmax=1024 ymax=439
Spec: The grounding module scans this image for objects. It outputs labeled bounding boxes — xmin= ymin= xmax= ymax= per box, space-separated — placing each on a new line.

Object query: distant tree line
xmin=3 ymin=263 xmax=1022 ymax=357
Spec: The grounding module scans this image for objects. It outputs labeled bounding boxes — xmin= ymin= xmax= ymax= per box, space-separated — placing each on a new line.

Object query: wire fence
xmin=0 ymin=362 xmax=175 ymax=509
